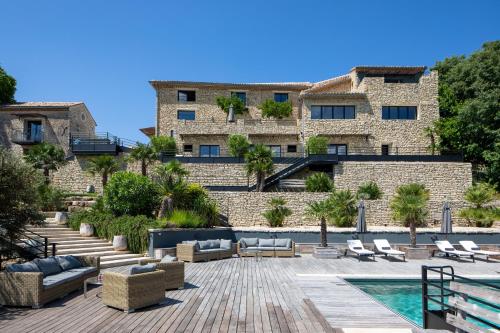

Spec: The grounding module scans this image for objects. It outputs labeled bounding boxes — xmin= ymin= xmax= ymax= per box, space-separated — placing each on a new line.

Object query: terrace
xmin=0 ymin=255 xmax=497 ymax=332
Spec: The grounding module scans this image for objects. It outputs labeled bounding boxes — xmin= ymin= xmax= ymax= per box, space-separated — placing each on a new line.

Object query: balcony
xmin=11 ymin=130 xmax=44 ymax=145
xmin=70 ymin=132 xmax=134 ymax=155
xmin=176 ymin=119 xmax=300 ymax=136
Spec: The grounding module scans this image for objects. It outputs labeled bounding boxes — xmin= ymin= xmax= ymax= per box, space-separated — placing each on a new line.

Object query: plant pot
xmin=113 ymin=235 xmax=127 ymax=251
xmin=402 ymin=246 xmax=430 ymax=260
xmin=79 ymin=223 xmax=94 ymax=237
xmin=54 ymin=212 xmax=69 ymax=225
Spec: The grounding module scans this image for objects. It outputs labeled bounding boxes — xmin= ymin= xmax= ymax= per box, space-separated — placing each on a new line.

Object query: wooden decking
xmin=0 ymin=255 xmax=497 ymax=333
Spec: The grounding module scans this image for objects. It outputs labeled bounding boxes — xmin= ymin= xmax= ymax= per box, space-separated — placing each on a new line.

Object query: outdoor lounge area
xmin=0 ymin=254 xmax=497 ymax=332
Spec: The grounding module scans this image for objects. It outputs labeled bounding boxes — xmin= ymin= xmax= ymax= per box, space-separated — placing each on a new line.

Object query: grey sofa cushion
xmin=274 ymin=239 xmax=292 ymax=249
xmin=160 ymin=255 xmax=177 ymax=263
xmin=128 ymin=263 xmax=157 ymax=275
xmin=42 ymin=267 xmax=97 ymax=289
xmin=208 ymin=239 xmax=221 ymax=249
xmin=274 ymin=247 xmax=292 ymax=251
xmin=56 ymin=255 xmax=82 ymax=271
xmin=199 ymin=248 xmax=223 ymax=253
xmin=5 ymin=261 xmax=41 ymax=273
xmin=34 ymin=257 xmax=63 ymax=277
xmin=183 ymin=240 xmax=200 ymax=252
xmin=240 ymin=238 xmax=258 ymax=248
xmin=198 ymin=240 xmax=212 ymax=250
xmin=258 ymin=239 xmax=275 ymax=247
xmin=220 ymin=239 xmax=232 ymax=250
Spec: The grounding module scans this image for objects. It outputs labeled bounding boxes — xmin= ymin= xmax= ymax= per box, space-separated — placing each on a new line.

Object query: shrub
xmin=170 ymin=183 xmax=219 ymax=225
xmin=306 ymin=136 xmax=328 ymax=154
xmin=259 ymin=100 xmax=293 ymax=119
xmin=37 ymin=184 xmax=66 ymax=211
xmin=104 ymin=171 xmax=159 ymax=217
xmin=151 ymin=136 xmax=176 ymax=156
xmin=464 ymin=183 xmax=496 ymax=208
xmin=192 ymin=195 xmax=219 ymax=227
xmin=215 ymin=95 xmax=246 ymax=115
xmin=68 ymin=211 xmax=159 ymax=253
xmin=459 ymin=208 xmax=495 ymax=227
xmin=228 ymin=134 xmax=250 ymax=158
xmin=328 ymin=190 xmax=357 ymax=227
xmin=245 ymin=144 xmax=274 ymax=192
xmin=262 ymin=197 xmax=292 ymax=227
xmin=24 ymin=143 xmax=67 ymax=183
xmin=305 ymin=173 xmax=334 ymax=192
xmin=167 ymin=210 xmax=207 ymax=228
xmin=356 ymin=181 xmax=383 ymax=200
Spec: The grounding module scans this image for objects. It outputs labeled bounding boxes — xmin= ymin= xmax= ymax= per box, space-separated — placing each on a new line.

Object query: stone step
xmin=27 ymin=227 xmax=73 ymax=232
xmin=54 ymin=239 xmax=107 ymax=245
xmin=57 ymin=245 xmax=116 ymax=255
xmin=100 ymin=257 xmax=145 ymax=269
xmin=56 ymin=242 xmax=112 ymax=250
xmin=99 ymin=253 xmax=144 ymax=262
xmin=58 ymin=249 xmax=131 ymax=257
xmin=48 ymin=236 xmax=98 ymax=242
xmin=31 ymin=232 xmax=83 ymax=237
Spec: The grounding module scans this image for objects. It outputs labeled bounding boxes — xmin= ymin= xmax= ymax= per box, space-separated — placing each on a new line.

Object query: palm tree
xmin=129 ymin=142 xmax=156 ymax=176
xmin=305 ymin=172 xmax=334 ymax=192
xmin=390 ymin=183 xmax=430 ymax=247
xmin=305 ymin=199 xmax=333 ymax=247
xmin=329 ymin=189 xmax=358 ymax=227
xmin=24 ymin=143 xmax=66 ymax=184
xmin=245 ymin=144 xmax=274 ymax=192
xmin=154 ymin=160 xmax=189 ymax=219
xmin=85 ymin=155 xmax=121 ymax=188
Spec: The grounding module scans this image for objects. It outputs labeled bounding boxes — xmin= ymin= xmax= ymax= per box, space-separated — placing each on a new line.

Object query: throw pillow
xmin=5 ymin=261 xmax=41 ymax=273
xmin=128 ymin=263 xmax=157 ymax=275
xmin=160 ymin=255 xmax=177 ymax=263
xmin=220 ymin=239 xmax=232 ymax=250
xmin=56 ymin=255 xmax=82 ymax=270
xmin=33 ymin=257 xmax=63 ymax=277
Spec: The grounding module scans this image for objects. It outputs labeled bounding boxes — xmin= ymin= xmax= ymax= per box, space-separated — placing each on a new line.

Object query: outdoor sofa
xmin=0 ymin=255 xmax=99 ymax=308
xmin=138 ymin=257 xmax=185 ymax=290
xmin=176 ymin=239 xmax=233 ymax=262
xmin=102 ymin=264 xmax=166 ymax=313
xmin=237 ymin=238 xmax=295 ymax=257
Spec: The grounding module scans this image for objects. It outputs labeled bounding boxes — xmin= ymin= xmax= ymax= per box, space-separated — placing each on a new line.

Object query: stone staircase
xmin=25 ymin=218 xmax=147 ymax=268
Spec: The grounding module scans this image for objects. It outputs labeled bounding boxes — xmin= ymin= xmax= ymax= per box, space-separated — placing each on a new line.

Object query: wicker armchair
xmin=102 ymin=269 xmax=166 ymax=313
xmin=0 ymin=255 xmax=99 ymax=308
xmin=176 ymin=243 xmax=233 ymax=262
xmin=138 ymin=258 xmax=184 ymax=290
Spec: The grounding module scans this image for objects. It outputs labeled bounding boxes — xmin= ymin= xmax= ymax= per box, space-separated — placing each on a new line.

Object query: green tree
xmin=305 ymin=199 xmax=333 ymax=247
xmin=129 ymin=142 xmax=156 ymax=176
xmin=432 ymin=41 xmax=500 ymax=189
xmin=463 ymin=182 xmax=496 ymax=208
xmin=154 ymin=160 xmax=190 ymax=219
xmin=305 ymin=173 xmax=334 ymax=192
xmin=356 ymin=181 xmax=383 ymax=200
xmin=262 ymin=197 xmax=292 ymax=227
xmin=245 ymin=144 xmax=274 ymax=192
xmin=228 ymin=134 xmax=250 ymax=158
xmin=258 ymin=100 xmax=293 ymax=119
xmin=329 ymin=190 xmax=357 ymax=227
xmin=85 ymin=155 xmax=121 ymax=188
xmin=0 ymin=66 xmax=16 ymax=104
xmin=24 ymin=143 xmax=67 ymax=184
xmin=306 ymin=136 xmax=329 ymax=154
xmin=459 ymin=182 xmax=497 ymax=227
xmin=215 ymin=95 xmax=247 ymax=114
xmin=390 ymin=183 xmax=429 ymax=247
xmin=424 ymin=126 xmax=438 ymax=155
xmin=150 ymin=136 xmax=176 ymax=157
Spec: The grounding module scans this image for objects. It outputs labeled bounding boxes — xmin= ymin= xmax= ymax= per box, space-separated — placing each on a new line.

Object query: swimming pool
xmin=347 ymin=279 xmax=500 ymax=328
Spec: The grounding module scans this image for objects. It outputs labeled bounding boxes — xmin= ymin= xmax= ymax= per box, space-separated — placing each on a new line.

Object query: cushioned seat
xmin=42 ymin=267 xmax=97 ymax=289
xmin=198 ymin=248 xmax=225 ymax=253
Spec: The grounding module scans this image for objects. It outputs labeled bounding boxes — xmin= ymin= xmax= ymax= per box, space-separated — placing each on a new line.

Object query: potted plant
xmin=305 ymin=198 xmax=342 ymax=258
xmin=390 ymin=183 xmax=430 ymax=259
xmin=79 ymin=223 xmax=94 ymax=237
xmin=113 ymin=235 xmax=127 ymax=251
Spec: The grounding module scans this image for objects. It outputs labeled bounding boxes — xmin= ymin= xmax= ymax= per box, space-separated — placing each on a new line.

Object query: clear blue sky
xmin=1 ymin=0 xmax=499 ymax=143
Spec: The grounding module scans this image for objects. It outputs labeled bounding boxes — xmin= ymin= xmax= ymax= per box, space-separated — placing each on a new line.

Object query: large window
xmin=26 ymin=120 xmax=43 ymax=142
xmin=328 ymin=144 xmax=347 ymax=155
xmin=382 ymin=106 xmax=417 ymax=120
xmin=274 ymin=93 xmax=289 ymax=103
xmin=199 ymin=145 xmax=220 ymax=157
xmin=177 ymin=90 xmax=196 ymax=102
xmin=231 ymin=91 xmax=247 ymax=105
xmin=177 ymin=110 xmax=195 ymax=121
xmin=267 ymin=145 xmax=281 ymax=157
xmin=311 ymin=105 xmax=355 ymax=120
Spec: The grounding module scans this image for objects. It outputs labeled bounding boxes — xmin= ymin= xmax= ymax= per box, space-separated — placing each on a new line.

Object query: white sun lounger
xmin=374 ymin=239 xmax=406 ymax=261
xmin=459 ymin=241 xmax=500 ymax=261
xmin=434 ymin=240 xmax=475 ymax=262
xmin=347 ymin=240 xmax=375 ymax=261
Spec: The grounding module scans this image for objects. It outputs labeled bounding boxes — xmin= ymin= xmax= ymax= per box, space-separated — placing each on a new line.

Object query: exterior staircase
xmin=25 ymin=218 xmax=147 ymax=268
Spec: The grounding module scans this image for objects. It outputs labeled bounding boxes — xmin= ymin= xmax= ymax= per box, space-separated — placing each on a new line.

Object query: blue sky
xmin=1 ymin=0 xmax=499 ymax=142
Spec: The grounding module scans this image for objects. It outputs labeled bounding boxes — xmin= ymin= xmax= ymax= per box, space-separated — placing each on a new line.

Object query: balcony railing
xmin=11 ymin=130 xmax=44 ymax=145
xmin=176 ymin=118 xmax=300 ymax=135
xmin=70 ymin=132 xmax=136 ymax=155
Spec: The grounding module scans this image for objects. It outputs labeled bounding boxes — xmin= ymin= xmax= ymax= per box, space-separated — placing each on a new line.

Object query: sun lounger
xmin=434 ymin=240 xmax=475 ymax=262
xmin=346 ymin=240 xmax=375 ymax=261
xmin=373 ymin=239 xmax=406 ymax=261
xmin=459 ymin=241 xmax=500 ymax=261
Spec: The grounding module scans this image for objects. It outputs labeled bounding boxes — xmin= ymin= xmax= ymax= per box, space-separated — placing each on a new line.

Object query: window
xmin=274 ymin=93 xmax=289 ymax=103
xmin=177 ymin=110 xmax=195 ymax=121
xmin=26 ymin=121 xmax=43 ymax=142
xmin=267 ymin=145 xmax=281 ymax=157
xmin=382 ymin=106 xmax=417 ymax=120
xmin=328 ymin=144 xmax=347 ymax=155
xmin=177 ymin=90 xmax=196 ymax=102
xmin=231 ymin=92 xmax=247 ymax=105
xmin=381 ymin=144 xmax=390 ymax=155
xmin=310 ymin=106 xmax=356 ymax=119
xmin=183 ymin=144 xmax=193 ymax=153
xmin=287 ymin=145 xmax=297 ymax=153
xmin=199 ymin=145 xmax=220 ymax=157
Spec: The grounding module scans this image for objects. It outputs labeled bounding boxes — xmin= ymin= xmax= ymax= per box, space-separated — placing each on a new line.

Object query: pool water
xmin=348 ymin=279 xmax=500 ymax=328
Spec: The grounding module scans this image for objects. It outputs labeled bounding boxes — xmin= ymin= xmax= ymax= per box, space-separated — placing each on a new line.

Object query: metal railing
xmin=70 ymin=132 xmax=137 ymax=153
xmin=422 ymin=265 xmax=500 ymax=331
xmin=10 ymin=129 xmax=44 ymax=144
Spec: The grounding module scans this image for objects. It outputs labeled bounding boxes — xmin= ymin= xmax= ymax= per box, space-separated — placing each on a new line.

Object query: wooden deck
xmin=0 ymin=255 xmax=497 ymax=333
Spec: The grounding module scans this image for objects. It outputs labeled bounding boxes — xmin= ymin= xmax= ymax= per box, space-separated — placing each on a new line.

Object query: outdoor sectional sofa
xmin=0 ymin=255 xmax=99 ymax=308
xmin=237 ymin=238 xmax=295 ymax=257
xmin=176 ymin=239 xmax=233 ymax=262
